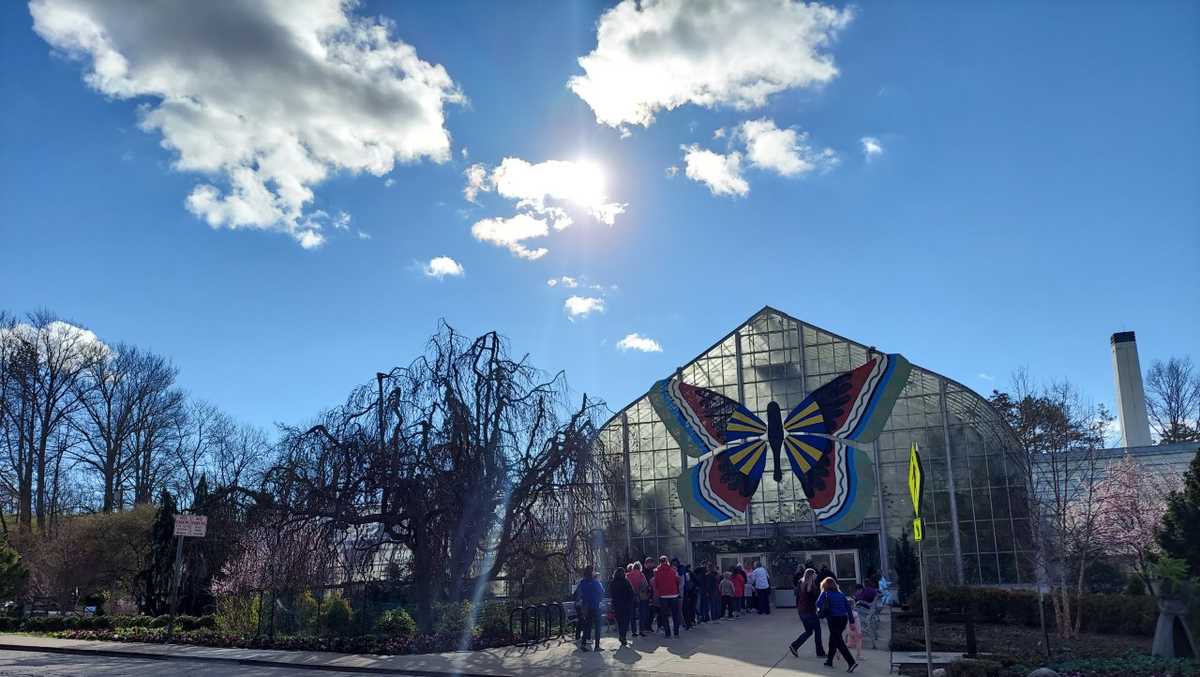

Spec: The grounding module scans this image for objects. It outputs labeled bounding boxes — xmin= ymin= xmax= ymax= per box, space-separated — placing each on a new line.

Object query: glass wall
xmin=597 ymin=307 xmax=1032 ymax=585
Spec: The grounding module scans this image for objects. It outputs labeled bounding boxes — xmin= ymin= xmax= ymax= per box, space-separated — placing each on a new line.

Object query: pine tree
xmin=893 ymin=531 xmax=919 ymax=603
xmin=140 ymin=489 xmax=177 ymax=615
xmin=0 ymin=539 xmax=28 ymax=601
xmin=1157 ymin=448 xmax=1200 ymax=577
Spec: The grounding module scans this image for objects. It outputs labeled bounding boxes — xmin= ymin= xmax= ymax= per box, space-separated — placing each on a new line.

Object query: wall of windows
xmin=597 ymin=307 xmax=1032 ymax=585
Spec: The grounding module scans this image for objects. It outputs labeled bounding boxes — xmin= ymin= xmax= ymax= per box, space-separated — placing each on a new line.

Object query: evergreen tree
xmin=893 ymin=531 xmax=919 ymax=603
xmin=139 ymin=489 xmax=177 ymax=615
xmin=180 ymin=475 xmax=215 ymax=615
xmin=0 ymin=539 xmax=28 ymax=601
xmin=1157 ymin=448 xmax=1200 ymax=576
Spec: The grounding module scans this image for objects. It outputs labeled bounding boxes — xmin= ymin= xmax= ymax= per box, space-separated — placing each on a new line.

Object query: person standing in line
xmin=719 ymin=571 xmax=735 ymax=618
xmin=681 ymin=564 xmax=695 ymax=629
xmin=752 ymin=560 xmax=771 ymax=614
xmin=707 ymin=564 xmax=722 ymax=622
xmin=693 ymin=564 xmax=708 ymax=623
xmin=609 ymin=567 xmax=636 ymax=647
xmin=739 ymin=565 xmax=753 ymax=615
xmin=573 ymin=566 xmax=605 ymax=652
xmin=652 ymin=555 xmax=682 ymax=638
xmin=788 ymin=568 xmax=825 ymax=659
xmin=626 ymin=562 xmax=649 ymax=637
xmin=815 ymin=577 xmax=858 ymax=672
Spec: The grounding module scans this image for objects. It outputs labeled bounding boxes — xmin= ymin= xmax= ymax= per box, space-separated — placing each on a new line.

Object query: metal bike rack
xmin=507 ymin=603 xmax=565 ymax=645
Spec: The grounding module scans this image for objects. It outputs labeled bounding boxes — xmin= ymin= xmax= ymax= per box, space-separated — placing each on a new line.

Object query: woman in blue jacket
xmin=815 ymin=577 xmax=858 ymax=672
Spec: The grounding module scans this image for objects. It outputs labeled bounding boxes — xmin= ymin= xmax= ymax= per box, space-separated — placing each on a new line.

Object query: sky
xmin=1 ymin=0 xmax=1197 ymax=437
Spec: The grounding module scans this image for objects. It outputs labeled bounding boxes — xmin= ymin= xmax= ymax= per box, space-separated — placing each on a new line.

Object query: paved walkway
xmin=0 ymin=611 xmax=916 ymax=676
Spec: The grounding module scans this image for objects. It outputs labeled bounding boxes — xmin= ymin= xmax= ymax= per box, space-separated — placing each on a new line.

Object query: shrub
xmin=195 ymin=614 xmax=216 ymax=630
xmin=175 ymin=615 xmax=199 ymax=631
xmin=149 ymin=614 xmax=172 ymax=628
xmin=113 ymin=615 xmax=154 ymax=628
xmin=22 ymin=616 xmax=65 ymax=632
xmin=376 ymin=608 xmax=417 ymax=638
xmin=0 ymin=617 xmax=18 ymax=632
xmin=945 ymin=658 xmax=1002 ymax=677
xmin=911 ymin=586 xmax=1158 ymax=637
xmin=215 ymin=594 xmax=259 ymax=635
xmin=295 ymin=591 xmax=319 ymax=634
xmin=1030 ymin=652 xmax=1200 ymax=677
xmin=433 ymin=601 xmax=472 ymax=639
xmin=477 ymin=602 xmax=515 ymax=643
xmin=320 ymin=597 xmax=352 ymax=636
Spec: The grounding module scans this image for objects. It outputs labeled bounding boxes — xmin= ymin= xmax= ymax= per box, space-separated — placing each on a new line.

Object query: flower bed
xmin=52 ymin=625 xmax=520 ymax=655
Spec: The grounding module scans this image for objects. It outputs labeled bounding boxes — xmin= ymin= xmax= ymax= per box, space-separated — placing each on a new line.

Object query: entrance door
xmin=797 ymin=549 xmax=861 ymax=590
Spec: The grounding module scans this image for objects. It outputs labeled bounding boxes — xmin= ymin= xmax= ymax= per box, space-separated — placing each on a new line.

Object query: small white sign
xmin=173 ymin=514 xmax=208 ymax=538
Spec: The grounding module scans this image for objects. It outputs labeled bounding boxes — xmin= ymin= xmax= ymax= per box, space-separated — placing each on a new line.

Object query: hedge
xmin=0 ymin=615 xmax=216 ymax=634
xmin=910 ymin=586 xmax=1159 ymax=637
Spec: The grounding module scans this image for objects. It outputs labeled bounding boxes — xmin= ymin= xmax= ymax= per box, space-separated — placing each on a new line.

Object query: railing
xmin=508 ymin=603 xmax=565 ymax=644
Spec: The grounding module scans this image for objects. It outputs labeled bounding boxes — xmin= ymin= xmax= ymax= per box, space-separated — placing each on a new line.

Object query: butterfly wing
xmin=649 ymin=378 xmax=741 ymax=458
xmin=785 ymin=353 xmax=908 ymax=529
xmin=780 ymin=398 xmax=832 ymax=499
xmin=809 ymin=353 xmax=912 ymax=444
xmin=808 ymin=442 xmax=877 ymax=532
xmin=676 ymin=403 xmax=769 ymax=523
xmin=676 ymin=442 xmax=767 ymax=523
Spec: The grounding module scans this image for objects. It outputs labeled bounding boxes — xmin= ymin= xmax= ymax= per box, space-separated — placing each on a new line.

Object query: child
xmin=719 ymin=572 xmax=735 ymax=618
xmin=846 ymin=607 xmax=864 ymax=660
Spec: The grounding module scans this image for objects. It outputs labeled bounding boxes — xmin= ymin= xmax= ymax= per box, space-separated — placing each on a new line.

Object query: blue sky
xmin=1 ymin=0 xmax=1197 ymax=436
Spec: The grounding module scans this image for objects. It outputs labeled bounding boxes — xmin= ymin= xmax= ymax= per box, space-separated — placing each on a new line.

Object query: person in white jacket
xmin=751 ymin=561 xmax=771 ymax=614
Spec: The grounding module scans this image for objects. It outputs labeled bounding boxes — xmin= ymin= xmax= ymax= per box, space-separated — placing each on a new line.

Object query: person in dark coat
xmin=788 ymin=568 xmax=825 ymax=658
xmin=574 ymin=566 xmax=605 ymax=652
xmin=609 ymin=568 xmax=636 ymax=646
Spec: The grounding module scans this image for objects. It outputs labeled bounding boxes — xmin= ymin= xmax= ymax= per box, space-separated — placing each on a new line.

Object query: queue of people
xmin=572 ymin=556 xmax=778 ymax=651
xmin=574 ymin=555 xmax=879 ymax=673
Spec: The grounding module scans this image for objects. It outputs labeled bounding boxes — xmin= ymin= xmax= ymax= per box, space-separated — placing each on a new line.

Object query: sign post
xmin=909 ymin=443 xmax=933 ymax=677
xmin=168 ymin=514 xmax=207 ymax=641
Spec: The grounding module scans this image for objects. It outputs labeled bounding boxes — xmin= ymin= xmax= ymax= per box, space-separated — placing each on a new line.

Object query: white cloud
xmin=30 ymin=0 xmax=463 ymax=249
xmin=547 ymin=276 xmax=579 ymax=288
xmin=465 ymin=157 xmax=627 ymax=259
xmin=617 ymin=333 xmax=663 ymax=353
xmin=564 ymin=295 xmax=605 ymax=319
xmin=861 ymin=136 xmax=884 ymax=160
xmin=489 ymin=158 xmax=625 ymax=226
xmin=739 ymin=118 xmax=837 ymax=176
xmin=713 ymin=127 xmax=727 ymax=140
xmin=681 ymin=145 xmax=748 ymax=196
xmin=423 ymin=256 xmax=464 ymax=279
xmin=0 ymin=320 xmax=110 ymax=367
xmin=978 ymin=373 xmax=994 ymax=381
xmin=569 ymin=0 xmax=852 ymax=130
xmin=665 ymin=165 xmax=679 ymax=178
xmin=463 ymin=163 xmax=490 ymax=203
xmin=384 ymin=178 xmax=395 ymax=188
xmin=471 ymin=213 xmax=549 ymax=260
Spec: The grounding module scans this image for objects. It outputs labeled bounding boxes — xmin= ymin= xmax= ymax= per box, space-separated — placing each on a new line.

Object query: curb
xmin=0 ymin=642 xmax=514 ymax=676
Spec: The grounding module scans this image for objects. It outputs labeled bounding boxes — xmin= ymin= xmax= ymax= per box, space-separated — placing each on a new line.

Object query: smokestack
xmin=1111 ymin=331 xmax=1152 ymax=447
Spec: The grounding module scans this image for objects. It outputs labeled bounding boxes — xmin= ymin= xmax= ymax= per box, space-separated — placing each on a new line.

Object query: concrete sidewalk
xmin=0 ymin=611 xmax=907 ymax=676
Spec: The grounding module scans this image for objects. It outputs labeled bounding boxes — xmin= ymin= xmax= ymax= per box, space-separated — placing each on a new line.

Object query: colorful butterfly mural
xmin=648 ymin=353 xmax=911 ymax=532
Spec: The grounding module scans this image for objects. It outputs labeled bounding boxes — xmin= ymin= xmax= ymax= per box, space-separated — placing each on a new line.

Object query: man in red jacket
xmin=652 ymin=555 xmax=682 ymax=637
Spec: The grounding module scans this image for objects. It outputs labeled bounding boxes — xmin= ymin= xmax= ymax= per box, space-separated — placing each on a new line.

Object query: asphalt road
xmin=0 ymin=650 xmax=411 ymax=677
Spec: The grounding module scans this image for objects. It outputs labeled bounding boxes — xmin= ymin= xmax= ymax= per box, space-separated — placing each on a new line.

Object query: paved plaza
xmin=0 ymin=611 xmax=920 ymax=676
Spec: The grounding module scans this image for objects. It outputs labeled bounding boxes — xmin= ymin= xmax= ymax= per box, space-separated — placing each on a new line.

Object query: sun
xmin=561 ymin=159 xmax=607 ymax=210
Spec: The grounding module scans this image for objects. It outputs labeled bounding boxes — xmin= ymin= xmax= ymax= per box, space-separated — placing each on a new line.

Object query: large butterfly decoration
xmin=648 ymin=353 xmax=911 ymax=532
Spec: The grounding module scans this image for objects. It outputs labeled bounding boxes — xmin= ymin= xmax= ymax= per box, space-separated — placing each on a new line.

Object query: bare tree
xmin=267 ymin=323 xmax=609 ymax=629
xmin=71 ymin=344 xmax=180 ymax=512
xmin=0 ymin=311 xmax=106 ymax=537
xmin=1146 ymin=357 xmax=1200 ymax=444
xmin=990 ymin=371 xmax=1110 ymax=639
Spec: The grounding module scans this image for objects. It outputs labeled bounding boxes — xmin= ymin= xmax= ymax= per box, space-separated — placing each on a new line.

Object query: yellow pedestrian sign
xmin=913 ymin=517 xmax=923 ymax=542
xmin=908 ymin=443 xmax=925 ymax=516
